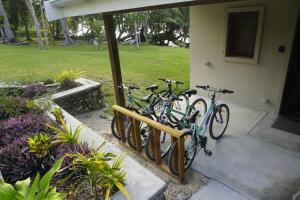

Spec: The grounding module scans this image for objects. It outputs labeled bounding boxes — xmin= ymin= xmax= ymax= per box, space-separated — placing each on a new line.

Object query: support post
xmin=103 ymin=13 xmax=125 ymax=107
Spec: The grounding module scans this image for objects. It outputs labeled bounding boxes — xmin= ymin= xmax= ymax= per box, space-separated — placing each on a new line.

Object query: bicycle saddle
xmin=141 ymin=93 xmax=153 ymax=103
xmin=184 ymin=111 xmax=199 ymax=123
xmin=146 ymin=85 xmax=159 ymax=91
xmin=184 ymin=89 xmax=197 ymax=97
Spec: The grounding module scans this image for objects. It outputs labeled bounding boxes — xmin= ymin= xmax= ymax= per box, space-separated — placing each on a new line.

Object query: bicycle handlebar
xmin=196 ymin=85 xmax=234 ymax=94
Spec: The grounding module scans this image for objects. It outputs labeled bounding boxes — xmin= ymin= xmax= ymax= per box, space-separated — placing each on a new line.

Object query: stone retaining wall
xmin=53 ymin=78 xmax=105 ymax=114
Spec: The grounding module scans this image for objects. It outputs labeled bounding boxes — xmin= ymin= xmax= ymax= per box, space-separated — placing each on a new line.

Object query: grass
xmin=0 ymin=42 xmax=189 ymax=107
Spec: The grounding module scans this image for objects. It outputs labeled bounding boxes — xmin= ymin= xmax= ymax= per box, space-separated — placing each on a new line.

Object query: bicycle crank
xmin=200 ymin=136 xmax=212 ymax=157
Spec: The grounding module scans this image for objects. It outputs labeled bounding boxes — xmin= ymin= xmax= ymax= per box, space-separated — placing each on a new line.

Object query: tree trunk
xmin=24 ymin=0 xmax=43 ymax=49
xmin=40 ymin=0 xmax=49 ymax=48
xmin=10 ymin=0 xmax=18 ymax=36
xmin=0 ymin=0 xmax=15 ymax=42
xmin=60 ymin=18 xmax=73 ymax=45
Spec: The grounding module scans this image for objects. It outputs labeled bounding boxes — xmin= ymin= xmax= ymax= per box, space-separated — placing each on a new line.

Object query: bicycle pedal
xmin=204 ymin=150 xmax=212 ymax=156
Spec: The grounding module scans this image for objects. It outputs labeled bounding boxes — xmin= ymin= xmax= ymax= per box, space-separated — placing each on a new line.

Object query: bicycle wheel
xmin=145 ymin=124 xmax=173 ymax=161
xmin=209 ymin=104 xmax=229 ymax=140
xmin=168 ymin=131 xmax=197 ymax=175
xmin=168 ymin=94 xmax=188 ymax=124
xmin=127 ymin=114 xmax=154 ymax=150
xmin=111 ymin=107 xmax=138 ymax=140
xmin=188 ymin=98 xmax=207 ymax=125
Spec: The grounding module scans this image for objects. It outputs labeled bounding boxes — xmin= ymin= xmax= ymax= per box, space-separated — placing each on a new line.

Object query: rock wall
xmin=54 ymin=85 xmax=105 ymax=115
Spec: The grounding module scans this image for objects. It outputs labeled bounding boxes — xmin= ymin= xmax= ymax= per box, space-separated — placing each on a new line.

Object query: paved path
xmin=190 ymin=180 xmax=250 ymax=200
xmin=189 ymin=98 xmax=300 ymax=200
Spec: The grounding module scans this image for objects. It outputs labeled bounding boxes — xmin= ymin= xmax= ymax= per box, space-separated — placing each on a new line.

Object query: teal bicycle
xmin=168 ymin=85 xmax=234 ymax=175
xmin=144 ymin=90 xmax=207 ymax=161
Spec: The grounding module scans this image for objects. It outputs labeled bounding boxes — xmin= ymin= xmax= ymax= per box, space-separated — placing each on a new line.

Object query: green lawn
xmin=0 ymin=42 xmax=189 ymax=106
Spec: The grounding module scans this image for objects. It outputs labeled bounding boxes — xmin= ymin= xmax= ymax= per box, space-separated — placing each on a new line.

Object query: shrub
xmin=28 ymin=132 xmax=52 ymax=157
xmin=0 ymin=157 xmax=66 ymax=200
xmin=0 ymin=136 xmax=58 ymax=184
xmin=0 ymin=96 xmax=42 ymax=121
xmin=61 ymin=143 xmax=130 ymax=200
xmin=0 ymin=113 xmax=48 ymax=147
xmin=23 ymin=83 xmax=47 ymax=98
xmin=55 ymin=69 xmax=83 ymax=89
xmin=51 ymin=107 xmax=65 ymax=125
xmin=48 ymin=118 xmax=81 ymax=145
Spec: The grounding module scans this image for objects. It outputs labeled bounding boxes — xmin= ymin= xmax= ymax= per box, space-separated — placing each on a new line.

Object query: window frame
xmin=223 ymin=6 xmax=265 ymax=64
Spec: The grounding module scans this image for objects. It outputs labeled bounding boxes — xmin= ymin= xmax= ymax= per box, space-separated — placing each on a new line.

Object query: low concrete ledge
xmin=52 ymin=78 xmax=100 ymax=100
xmin=47 ymin=103 xmax=167 ymax=200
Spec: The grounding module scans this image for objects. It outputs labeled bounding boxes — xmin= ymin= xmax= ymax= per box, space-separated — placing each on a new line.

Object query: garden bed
xmin=47 ymin=103 xmax=167 ymax=200
xmin=0 ymin=78 xmax=166 ymax=200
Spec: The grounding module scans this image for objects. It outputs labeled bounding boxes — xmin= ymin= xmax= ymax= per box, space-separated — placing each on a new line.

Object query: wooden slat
xmin=154 ymin=128 xmax=162 ymax=165
xmin=103 ymin=14 xmax=125 ymax=107
xmin=177 ymin=135 xmax=185 ymax=183
xmin=132 ymin=119 xmax=142 ymax=152
xmin=113 ymin=105 xmax=183 ymax=138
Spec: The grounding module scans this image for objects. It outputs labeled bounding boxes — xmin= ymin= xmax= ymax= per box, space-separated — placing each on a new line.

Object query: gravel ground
xmin=75 ymin=109 xmax=208 ymax=200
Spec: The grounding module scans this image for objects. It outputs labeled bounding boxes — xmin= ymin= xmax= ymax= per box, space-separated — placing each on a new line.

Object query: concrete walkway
xmin=189 ymin=97 xmax=300 ymax=200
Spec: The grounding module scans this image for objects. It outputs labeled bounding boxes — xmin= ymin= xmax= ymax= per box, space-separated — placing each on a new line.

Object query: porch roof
xmin=44 ymin=0 xmax=238 ymax=21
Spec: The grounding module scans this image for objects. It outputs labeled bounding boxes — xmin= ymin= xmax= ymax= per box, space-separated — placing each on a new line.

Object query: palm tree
xmin=40 ymin=0 xmax=49 ymax=48
xmin=60 ymin=18 xmax=73 ymax=45
xmin=24 ymin=0 xmax=43 ymax=49
xmin=165 ymin=7 xmax=189 ymax=47
xmin=0 ymin=0 xmax=15 ymax=42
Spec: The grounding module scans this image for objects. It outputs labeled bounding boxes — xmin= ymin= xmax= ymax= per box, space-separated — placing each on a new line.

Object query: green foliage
xmin=62 ymin=143 xmax=130 ymax=200
xmin=0 ymin=157 xmax=66 ymax=200
xmin=28 ymin=133 xmax=52 ymax=157
xmin=51 ymin=107 xmax=65 ymax=125
xmin=47 ymin=118 xmax=81 ymax=145
xmin=0 ymin=96 xmax=19 ymax=120
xmin=55 ymin=69 xmax=83 ymax=89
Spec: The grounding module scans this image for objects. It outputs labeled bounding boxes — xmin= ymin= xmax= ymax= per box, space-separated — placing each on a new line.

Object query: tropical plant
xmin=0 ymin=157 xmax=66 ymax=200
xmin=55 ymin=69 xmax=83 ymax=89
xmin=61 ymin=143 xmax=130 ymax=200
xmin=0 ymin=113 xmax=48 ymax=147
xmin=101 ymin=154 xmax=129 ymax=200
xmin=0 ymin=96 xmax=42 ymax=121
xmin=0 ymin=136 xmax=58 ymax=184
xmin=51 ymin=107 xmax=65 ymax=125
xmin=28 ymin=133 xmax=52 ymax=157
xmin=47 ymin=118 xmax=81 ymax=145
xmin=24 ymin=0 xmax=43 ymax=49
xmin=23 ymin=83 xmax=47 ymax=98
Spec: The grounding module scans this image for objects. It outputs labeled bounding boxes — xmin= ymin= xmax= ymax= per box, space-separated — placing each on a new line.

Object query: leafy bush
xmin=55 ymin=69 xmax=83 ymax=89
xmin=51 ymin=107 xmax=65 ymax=125
xmin=62 ymin=143 xmax=130 ymax=200
xmin=48 ymin=118 xmax=81 ymax=145
xmin=23 ymin=83 xmax=47 ymax=98
xmin=0 ymin=136 xmax=58 ymax=184
xmin=0 ymin=96 xmax=42 ymax=121
xmin=0 ymin=157 xmax=66 ymax=200
xmin=0 ymin=113 xmax=48 ymax=147
xmin=28 ymin=133 xmax=52 ymax=157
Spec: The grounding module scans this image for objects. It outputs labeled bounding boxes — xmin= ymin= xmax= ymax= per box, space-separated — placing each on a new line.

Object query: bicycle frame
xmin=193 ymin=100 xmax=218 ymax=139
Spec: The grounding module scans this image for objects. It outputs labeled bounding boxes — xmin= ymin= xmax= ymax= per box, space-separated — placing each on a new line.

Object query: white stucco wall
xmin=190 ymin=0 xmax=299 ymax=113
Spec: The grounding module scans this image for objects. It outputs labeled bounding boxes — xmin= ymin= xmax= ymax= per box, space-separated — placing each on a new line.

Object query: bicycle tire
xmin=127 ymin=114 xmax=154 ymax=150
xmin=167 ymin=131 xmax=197 ymax=175
xmin=187 ymin=98 xmax=207 ymax=124
xmin=144 ymin=129 xmax=172 ymax=161
xmin=111 ymin=107 xmax=139 ymax=140
xmin=209 ymin=104 xmax=229 ymax=140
